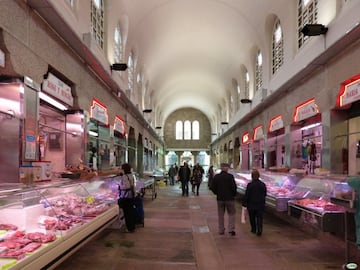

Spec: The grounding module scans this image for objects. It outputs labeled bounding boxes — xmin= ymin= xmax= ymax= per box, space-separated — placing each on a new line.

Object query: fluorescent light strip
xmin=39 ymin=92 xmax=68 ymax=111
xmin=301 ymin=123 xmax=321 ymax=131
xmin=88 ymin=130 xmax=98 ymax=137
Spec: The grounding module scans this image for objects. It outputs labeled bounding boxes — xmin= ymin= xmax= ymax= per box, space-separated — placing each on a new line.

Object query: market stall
xmin=0 ymin=179 xmax=119 ymax=270
xmin=287 ymin=175 xmax=347 ymax=233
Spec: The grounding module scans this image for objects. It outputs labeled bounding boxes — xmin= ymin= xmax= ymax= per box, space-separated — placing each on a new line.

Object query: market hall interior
xmin=1 ymin=0 xmax=360 ymax=269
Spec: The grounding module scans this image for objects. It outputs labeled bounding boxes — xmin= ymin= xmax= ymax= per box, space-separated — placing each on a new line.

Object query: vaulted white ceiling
xmin=120 ymin=0 xmax=288 ymax=127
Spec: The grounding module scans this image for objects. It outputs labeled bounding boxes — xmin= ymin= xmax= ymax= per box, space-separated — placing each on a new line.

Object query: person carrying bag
xmin=117 ymin=163 xmax=136 ymax=233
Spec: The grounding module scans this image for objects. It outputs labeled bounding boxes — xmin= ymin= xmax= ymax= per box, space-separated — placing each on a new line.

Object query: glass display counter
xmin=0 ymin=179 xmax=119 ymax=270
xmin=231 ymin=170 xmax=251 ymax=192
xmin=261 ymin=172 xmax=303 ymax=211
xmin=288 ymin=175 xmax=347 ymax=232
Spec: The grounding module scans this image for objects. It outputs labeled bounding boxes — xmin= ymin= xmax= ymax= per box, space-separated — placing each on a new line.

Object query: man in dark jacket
xmin=178 ymin=162 xmax=191 ymax=196
xmin=242 ymin=169 xmax=267 ymax=236
xmin=211 ymin=163 xmax=237 ymax=236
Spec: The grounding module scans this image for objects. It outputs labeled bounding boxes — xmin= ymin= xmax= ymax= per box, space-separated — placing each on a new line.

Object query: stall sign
xmin=0 ymin=49 xmax=5 ymax=67
xmin=114 ymin=115 xmax=126 ymax=136
xmin=90 ymin=98 xmax=108 ymax=125
xmin=269 ymin=115 xmax=283 ymax=132
xmin=253 ymin=125 xmax=264 ymax=140
xmin=337 ymin=73 xmax=360 ymax=107
xmin=42 ymin=73 xmax=73 ymax=106
xmin=242 ymin=132 xmax=250 ymax=144
xmin=293 ymin=98 xmax=319 ymax=122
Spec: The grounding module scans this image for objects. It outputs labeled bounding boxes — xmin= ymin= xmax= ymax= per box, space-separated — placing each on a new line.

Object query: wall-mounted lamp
xmin=143 ymin=109 xmax=152 ymax=113
xmin=301 ymin=24 xmax=328 ymax=36
xmin=240 ymin=98 xmax=252 ymax=104
xmin=110 ymin=63 xmax=128 ymax=71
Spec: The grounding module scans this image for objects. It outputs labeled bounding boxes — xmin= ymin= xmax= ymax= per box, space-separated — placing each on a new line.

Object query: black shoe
xmin=251 ymin=230 xmax=256 ymax=234
xmin=229 ymin=231 xmax=236 ymax=236
xmin=257 ymin=231 xmax=262 ymax=236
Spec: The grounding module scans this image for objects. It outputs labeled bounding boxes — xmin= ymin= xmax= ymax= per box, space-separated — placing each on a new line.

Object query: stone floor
xmin=55 ymin=182 xmax=360 ymax=270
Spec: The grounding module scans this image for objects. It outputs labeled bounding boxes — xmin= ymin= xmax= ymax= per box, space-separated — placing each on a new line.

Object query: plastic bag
xmin=241 ymin=207 xmax=247 ymax=224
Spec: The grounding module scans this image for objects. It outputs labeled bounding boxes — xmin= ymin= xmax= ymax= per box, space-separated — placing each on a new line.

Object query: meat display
xmin=291 ymin=198 xmax=344 ymax=213
xmin=0 ymin=224 xmax=18 ymax=231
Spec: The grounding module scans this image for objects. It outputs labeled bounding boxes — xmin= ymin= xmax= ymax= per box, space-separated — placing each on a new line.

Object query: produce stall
xmin=0 ymin=179 xmax=119 ymax=270
xmin=288 ymin=175 xmax=347 ymax=233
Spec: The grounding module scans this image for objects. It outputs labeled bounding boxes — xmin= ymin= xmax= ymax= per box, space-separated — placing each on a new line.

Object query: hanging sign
xmin=114 ymin=115 xmax=126 ymax=136
xmin=90 ymin=98 xmax=108 ymax=125
xmin=293 ymin=98 xmax=319 ymax=122
xmin=337 ymin=73 xmax=360 ymax=107
xmin=42 ymin=73 xmax=73 ymax=106
xmin=269 ymin=115 xmax=283 ymax=132
xmin=253 ymin=125 xmax=264 ymax=140
xmin=242 ymin=132 xmax=250 ymax=144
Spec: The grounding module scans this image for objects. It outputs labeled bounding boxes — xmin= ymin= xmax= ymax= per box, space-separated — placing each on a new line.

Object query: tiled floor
xmin=55 ymin=182 xmax=359 ymax=270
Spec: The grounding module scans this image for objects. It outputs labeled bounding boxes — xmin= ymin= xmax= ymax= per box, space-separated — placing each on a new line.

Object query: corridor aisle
xmin=56 ymin=182 xmax=351 ymax=270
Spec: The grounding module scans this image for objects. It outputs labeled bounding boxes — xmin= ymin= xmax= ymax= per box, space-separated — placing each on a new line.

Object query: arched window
xmin=114 ymin=23 xmax=123 ymax=63
xmin=245 ymin=70 xmax=250 ymax=99
xmin=272 ymin=19 xmax=283 ymax=74
xmin=127 ymin=52 xmax=134 ymax=97
xmin=184 ymin=120 xmax=191 ymax=140
xmin=90 ymin=0 xmax=104 ymax=49
xmin=176 ymin=121 xmax=183 ymax=140
xmin=298 ymin=0 xmax=318 ymax=48
xmin=255 ymin=50 xmax=263 ymax=92
xmin=192 ymin=121 xmax=199 ymax=140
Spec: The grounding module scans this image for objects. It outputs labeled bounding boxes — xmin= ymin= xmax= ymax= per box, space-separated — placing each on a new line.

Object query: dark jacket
xmin=211 ymin=171 xmax=237 ymax=201
xmin=178 ymin=165 xmax=191 ymax=182
xmin=242 ymin=178 xmax=267 ymax=210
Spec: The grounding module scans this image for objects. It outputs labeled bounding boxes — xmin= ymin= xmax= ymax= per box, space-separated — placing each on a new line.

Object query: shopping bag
xmin=241 ymin=207 xmax=247 ymax=224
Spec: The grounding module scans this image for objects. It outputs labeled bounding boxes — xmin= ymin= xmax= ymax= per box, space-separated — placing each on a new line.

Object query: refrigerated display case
xmin=261 ymin=172 xmax=303 ymax=211
xmin=231 ymin=170 xmax=252 ymax=192
xmin=0 ymin=179 xmax=118 ymax=270
xmin=288 ymin=175 xmax=347 ymax=233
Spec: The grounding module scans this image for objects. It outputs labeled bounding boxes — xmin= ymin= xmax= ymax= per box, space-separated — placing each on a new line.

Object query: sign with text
xmin=337 ymin=73 xmax=360 ymax=107
xmin=90 ymin=98 xmax=108 ymax=125
xmin=269 ymin=115 xmax=283 ymax=132
xmin=114 ymin=115 xmax=126 ymax=136
xmin=253 ymin=125 xmax=264 ymax=140
xmin=293 ymin=98 xmax=319 ymax=122
xmin=42 ymin=73 xmax=73 ymax=106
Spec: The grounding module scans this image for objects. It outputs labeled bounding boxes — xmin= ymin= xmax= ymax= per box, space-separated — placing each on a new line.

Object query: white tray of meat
xmin=0 ymin=249 xmax=26 ymax=260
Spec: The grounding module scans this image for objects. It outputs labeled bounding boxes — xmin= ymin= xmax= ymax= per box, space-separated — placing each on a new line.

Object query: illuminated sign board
xmin=337 ymin=73 xmax=360 ymax=107
xmin=90 ymin=98 xmax=108 ymax=125
xmin=253 ymin=125 xmax=264 ymax=140
xmin=293 ymin=98 xmax=319 ymax=122
xmin=269 ymin=115 xmax=283 ymax=132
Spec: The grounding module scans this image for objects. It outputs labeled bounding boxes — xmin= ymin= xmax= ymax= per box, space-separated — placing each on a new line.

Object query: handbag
xmin=241 ymin=207 xmax=247 ymax=224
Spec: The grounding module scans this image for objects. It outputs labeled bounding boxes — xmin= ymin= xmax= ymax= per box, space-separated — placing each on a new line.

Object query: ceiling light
xmin=155 ymin=126 xmax=162 ymax=129
xmin=110 ymin=63 xmax=128 ymax=71
xmin=221 ymin=122 xmax=228 ymax=125
xmin=143 ymin=109 xmax=152 ymax=113
xmin=301 ymin=24 xmax=328 ymax=36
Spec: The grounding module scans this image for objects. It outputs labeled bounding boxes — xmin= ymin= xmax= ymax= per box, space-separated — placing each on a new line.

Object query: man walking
xmin=178 ymin=162 xmax=191 ymax=196
xmin=210 ymin=163 xmax=237 ymax=236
